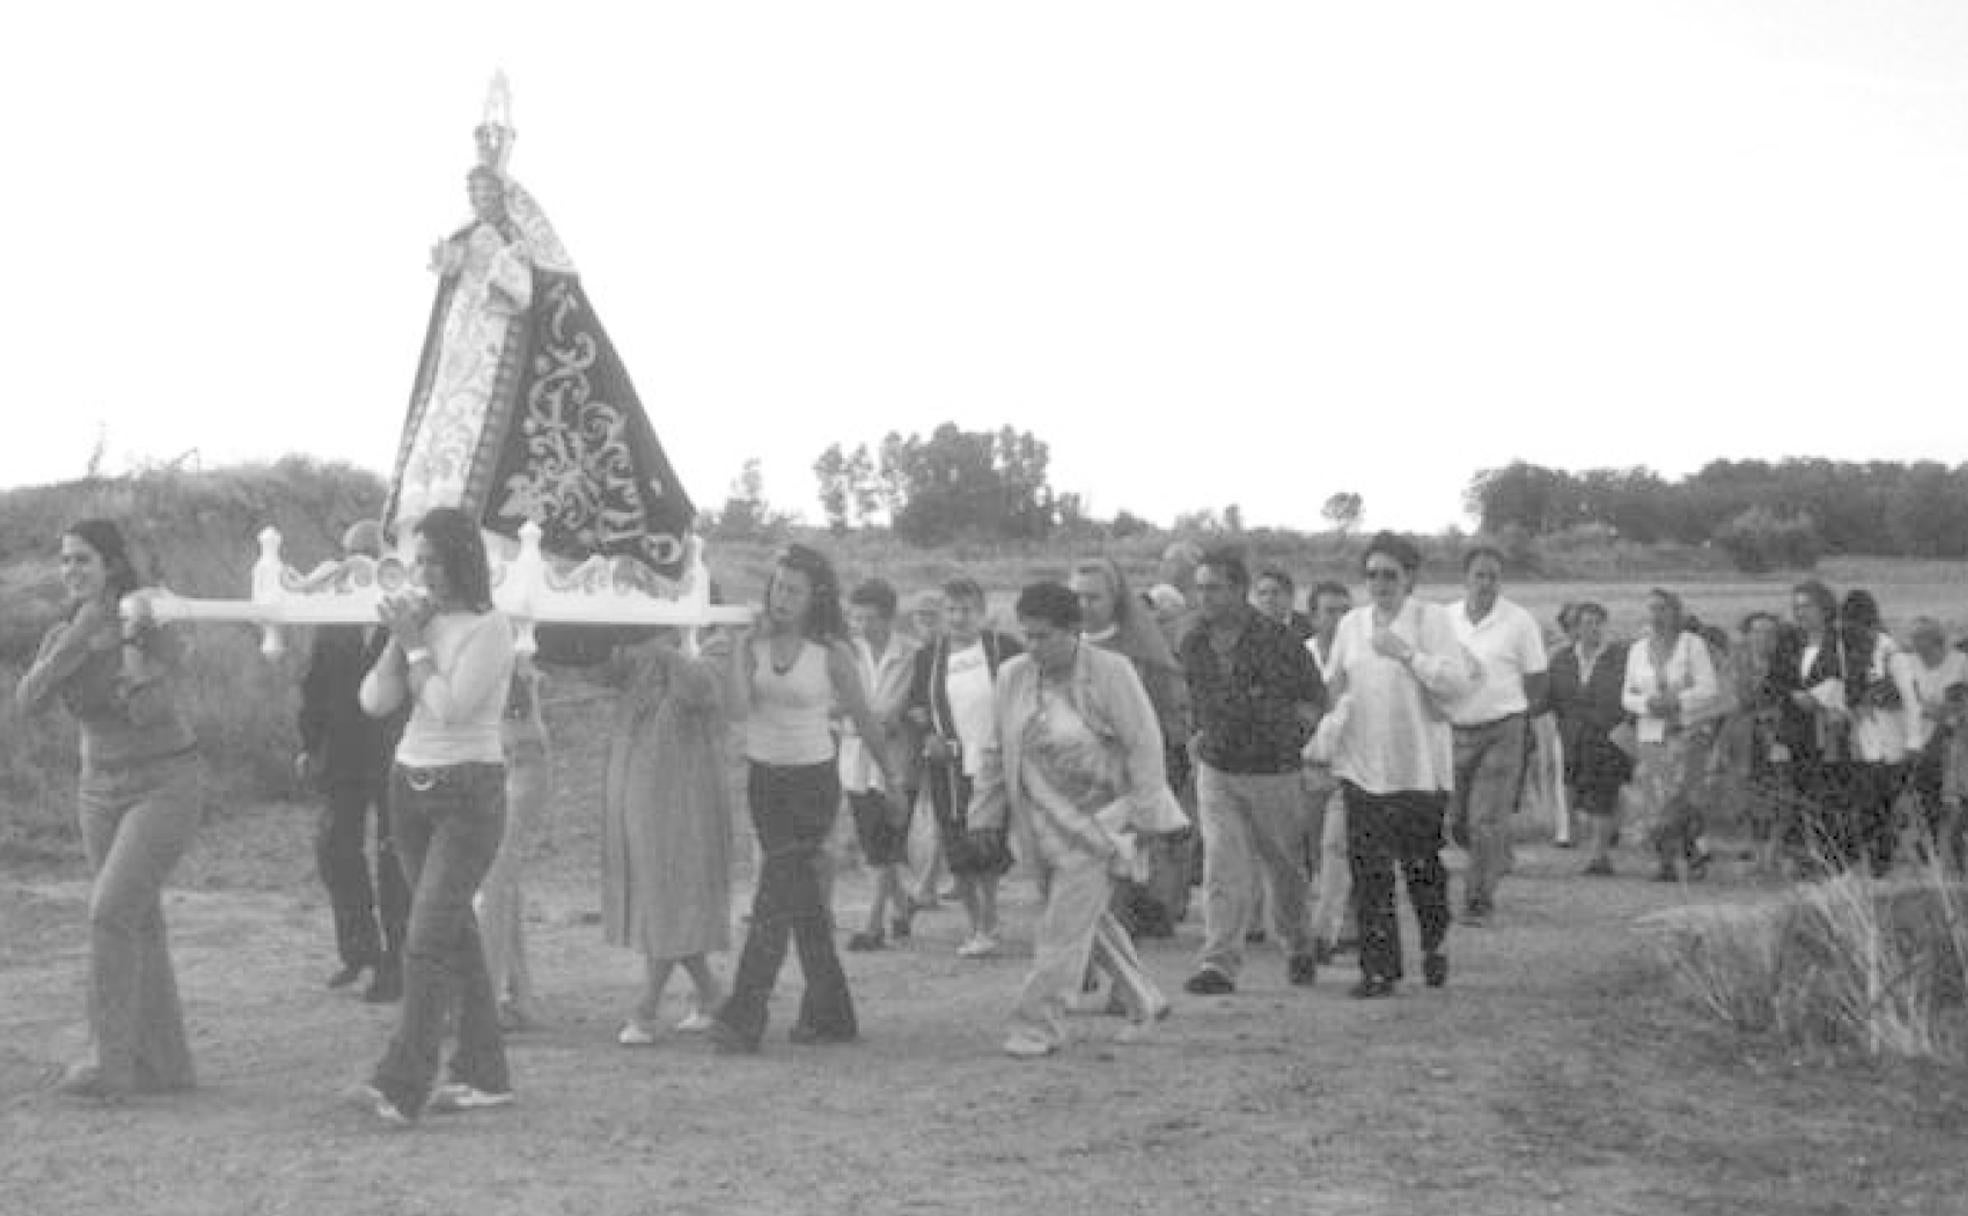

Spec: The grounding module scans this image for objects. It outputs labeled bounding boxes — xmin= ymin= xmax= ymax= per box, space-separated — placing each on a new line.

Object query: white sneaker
xmin=674 ymin=1010 xmax=716 ymax=1034
xmin=956 ymin=934 xmax=1000 ymax=959
xmin=427 ymin=1083 xmax=515 ymax=1113
xmin=345 ymin=1082 xmax=413 ymax=1129
xmin=617 ymin=1020 xmax=659 ymax=1047
xmin=1003 ymin=1034 xmax=1056 ymax=1059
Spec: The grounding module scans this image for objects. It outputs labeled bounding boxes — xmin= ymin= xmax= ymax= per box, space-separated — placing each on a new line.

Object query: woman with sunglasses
xmin=1315 ymin=532 xmax=1476 ymax=999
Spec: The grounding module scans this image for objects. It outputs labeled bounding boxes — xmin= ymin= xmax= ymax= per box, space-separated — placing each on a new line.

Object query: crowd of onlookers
xmin=26 ymin=513 xmax=1968 ymax=1121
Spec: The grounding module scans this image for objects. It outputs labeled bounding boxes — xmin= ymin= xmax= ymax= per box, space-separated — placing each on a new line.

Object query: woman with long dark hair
xmin=19 ymin=520 xmax=201 ymax=1100
xmin=1833 ymin=590 xmax=1917 ymax=876
xmin=354 ymin=507 xmax=517 ymax=1125
xmin=1775 ymin=580 xmax=1846 ymax=872
xmin=710 ymin=544 xmax=897 ymax=1053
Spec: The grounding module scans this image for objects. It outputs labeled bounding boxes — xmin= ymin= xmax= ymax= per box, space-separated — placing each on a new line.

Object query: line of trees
xmin=812 ymin=424 xmax=1064 ymax=545
xmin=713 ymin=429 xmax=1968 ymax=572
xmin=1465 ymin=459 xmax=1968 ymax=570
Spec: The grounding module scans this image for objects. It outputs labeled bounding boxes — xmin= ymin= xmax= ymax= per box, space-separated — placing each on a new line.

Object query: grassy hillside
xmin=0 ymin=460 xmax=387 ymax=862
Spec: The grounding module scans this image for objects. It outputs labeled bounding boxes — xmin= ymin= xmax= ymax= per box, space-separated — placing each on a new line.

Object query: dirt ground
xmin=6 ymin=795 xmax=1968 ymax=1216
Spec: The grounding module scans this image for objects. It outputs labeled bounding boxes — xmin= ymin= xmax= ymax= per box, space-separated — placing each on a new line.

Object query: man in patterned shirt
xmin=1178 ymin=548 xmax=1325 ymax=995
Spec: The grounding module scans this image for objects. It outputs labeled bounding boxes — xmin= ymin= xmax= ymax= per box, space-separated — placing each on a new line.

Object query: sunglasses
xmin=1364 ymin=567 xmax=1404 ymax=582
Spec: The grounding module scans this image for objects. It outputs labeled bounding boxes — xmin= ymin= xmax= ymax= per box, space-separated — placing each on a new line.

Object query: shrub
xmin=1641 ymin=865 xmax=1968 ymax=1060
xmin=1714 ymin=507 xmax=1824 ymax=574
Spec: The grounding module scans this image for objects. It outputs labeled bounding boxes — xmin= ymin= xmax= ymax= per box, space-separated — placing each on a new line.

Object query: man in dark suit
xmin=296 ymin=521 xmax=409 ymax=1003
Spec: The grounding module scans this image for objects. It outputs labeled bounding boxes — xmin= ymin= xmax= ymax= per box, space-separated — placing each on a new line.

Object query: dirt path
xmin=3 ymin=833 xmax=1967 ymax=1216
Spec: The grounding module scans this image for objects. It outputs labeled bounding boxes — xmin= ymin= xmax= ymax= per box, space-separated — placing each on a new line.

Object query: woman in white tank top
xmin=709 ymin=545 xmax=898 ymax=1054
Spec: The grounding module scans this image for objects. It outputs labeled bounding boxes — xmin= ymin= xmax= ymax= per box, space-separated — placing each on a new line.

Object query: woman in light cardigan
xmin=967 ymin=582 xmax=1187 ymax=1059
xmin=1621 ymin=589 xmax=1719 ymax=882
xmin=355 ymin=508 xmax=517 ymax=1126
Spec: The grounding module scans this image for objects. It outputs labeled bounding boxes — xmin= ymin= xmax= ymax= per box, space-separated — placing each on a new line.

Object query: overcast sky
xmin=3 ymin=1 xmax=1963 ymax=532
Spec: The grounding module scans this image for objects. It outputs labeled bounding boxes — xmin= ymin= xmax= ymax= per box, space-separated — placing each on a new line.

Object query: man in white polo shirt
xmin=1448 ymin=547 xmax=1548 ymax=925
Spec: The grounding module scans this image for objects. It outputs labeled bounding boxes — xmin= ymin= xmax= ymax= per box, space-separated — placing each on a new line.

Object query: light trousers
xmin=1010 ymin=849 xmax=1163 ymax=1048
xmin=1196 ymin=764 xmax=1312 ymax=977
xmin=1303 ymin=767 xmax=1353 ymax=946
xmin=1450 ymin=714 xmax=1528 ymax=910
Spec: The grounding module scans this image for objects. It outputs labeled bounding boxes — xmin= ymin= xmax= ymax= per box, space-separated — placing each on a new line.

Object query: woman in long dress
xmin=603 ymin=630 xmax=732 ymax=1044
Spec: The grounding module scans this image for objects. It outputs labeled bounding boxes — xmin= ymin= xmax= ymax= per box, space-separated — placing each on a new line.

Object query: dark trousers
xmin=717 ymin=761 xmax=857 ymax=1045
xmin=1803 ymin=761 xmax=1898 ymax=875
xmin=1344 ymin=783 xmax=1451 ymax=984
xmin=1911 ymin=746 xmax=1965 ymax=872
xmin=316 ymin=779 xmax=408 ymax=968
xmin=372 ymin=762 xmax=509 ymax=1115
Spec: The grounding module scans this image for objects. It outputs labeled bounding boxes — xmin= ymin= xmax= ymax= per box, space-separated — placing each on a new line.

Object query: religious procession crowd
xmin=21 ymin=512 xmax=1968 ymax=1128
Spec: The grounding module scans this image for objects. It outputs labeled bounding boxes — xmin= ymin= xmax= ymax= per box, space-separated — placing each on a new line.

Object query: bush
xmin=1714 ymin=507 xmax=1824 ymax=574
xmin=0 ymin=461 xmax=381 ymax=857
xmin=1640 ymin=869 xmax=1968 ymax=1060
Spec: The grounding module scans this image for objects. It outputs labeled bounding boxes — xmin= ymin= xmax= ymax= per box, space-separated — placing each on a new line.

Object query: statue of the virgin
xmin=383 ymin=74 xmax=695 ymax=580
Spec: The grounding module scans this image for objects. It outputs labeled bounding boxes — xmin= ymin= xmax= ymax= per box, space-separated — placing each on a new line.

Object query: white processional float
xmin=132 ymin=74 xmax=752 ymax=654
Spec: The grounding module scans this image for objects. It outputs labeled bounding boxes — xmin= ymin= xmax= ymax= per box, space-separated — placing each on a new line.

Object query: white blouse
xmin=1621 ymin=631 xmax=1718 ymax=745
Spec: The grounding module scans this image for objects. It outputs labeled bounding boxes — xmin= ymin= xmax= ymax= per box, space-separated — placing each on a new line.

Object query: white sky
xmin=3 ymin=1 xmax=1963 ymax=532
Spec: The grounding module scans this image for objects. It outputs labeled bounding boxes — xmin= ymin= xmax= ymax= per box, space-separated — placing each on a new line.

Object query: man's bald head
xmin=341 ymin=520 xmax=385 ymax=559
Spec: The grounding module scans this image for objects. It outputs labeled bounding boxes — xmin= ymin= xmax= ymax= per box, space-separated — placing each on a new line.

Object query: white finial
xmin=476 ymin=71 xmax=516 ymax=172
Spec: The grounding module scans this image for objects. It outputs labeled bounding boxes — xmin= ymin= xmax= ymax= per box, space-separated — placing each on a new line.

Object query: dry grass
xmin=1641 ymin=858 xmax=1968 ymax=1061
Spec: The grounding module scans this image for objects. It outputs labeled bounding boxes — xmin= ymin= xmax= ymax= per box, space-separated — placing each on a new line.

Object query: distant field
xmin=1433 ymin=557 xmax=1968 ymax=641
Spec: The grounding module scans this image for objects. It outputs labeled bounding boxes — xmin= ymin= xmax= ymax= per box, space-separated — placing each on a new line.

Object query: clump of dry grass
xmin=1640 ymin=856 xmax=1968 ymax=1060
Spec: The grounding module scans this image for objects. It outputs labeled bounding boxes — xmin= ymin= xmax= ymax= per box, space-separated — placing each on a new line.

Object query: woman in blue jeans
xmin=355 ymin=508 xmax=517 ymax=1125
xmin=710 ymin=544 xmax=899 ymax=1054
xmin=19 ymin=519 xmax=201 ymax=1101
